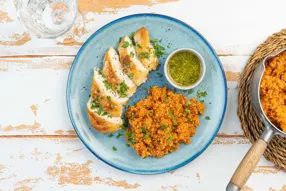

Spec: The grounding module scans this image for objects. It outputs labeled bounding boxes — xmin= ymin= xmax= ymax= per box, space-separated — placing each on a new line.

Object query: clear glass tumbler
xmin=17 ymin=0 xmax=79 ymax=39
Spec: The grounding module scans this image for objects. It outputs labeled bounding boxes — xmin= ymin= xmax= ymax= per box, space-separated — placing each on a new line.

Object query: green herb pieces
xmin=205 ymin=116 xmax=210 ymax=120
xmin=186 ymin=101 xmax=191 ymax=106
xmin=118 ymin=82 xmax=128 ymax=98
xmin=126 ymin=144 xmax=130 ymax=147
xmin=147 ymin=146 xmax=151 ymax=151
xmin=136 ymin=43 xmax=142 ymax=48
xmin=200 ymin=100 xmax=204 ymax=103
xmin=122 ymin=41 xmax=129 ymax=48
xmin=168 ymin=136 xmax=174 ymax=143
xmin=166 ymin=99 xmax=170 ymax=103
xmin=130 ymin=32 xmax=135 ymax=40
xmin=150 ymin=39 xmax=165 ymax=58
xmin=106 ymin=96 xmax=111 ymax=101
xmin=197 ymin=90 xmax=207 ymax=98
xmin=112 ymin=146 xmax=117 ymax=151
xmin=185 ymin=109 xmax=191 ymax=114
xmin=103 ymin=80 xmax=111 ymax=90
xmin=172 ymin=126 xmax=176 ymax=130
xmin=121 ymin=125 xmax=127 ymax=130
xmin=169 ymin=109 xmax=174 ymax=116
xmin=143 ymin=132 xmax=150 ymax=139
xmin=138 ymin=52 xmax=150 ymax=59
xmin=108 ymin=133 xmax=113 ymax=137
xmin=130 ymin=51 xmax=135 ymax=58
xmin=188 ymin=89 xmax=194 ymax=94
xmin=128 ymin=73 xmax=134 ymax=79
xmin=116 ymin=133 xmax=122 ymax=139
xmin=119 ymin=37 xmax=122 ymax=43
xmin=140 ymin=128 xmax=146 ymax=133
xmin=156 ymin=73 xmax=163 ymax=77
xmin=160 ymin=125 xmax=167 ymax=130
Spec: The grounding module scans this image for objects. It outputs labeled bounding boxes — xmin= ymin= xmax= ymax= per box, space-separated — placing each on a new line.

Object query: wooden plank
xmin=0 ymin=0 xmax=286 ymax=56
xmin=0 ymin=138 xmax=285 ymax=190
xmin=0 ymin=56 xmax=247 ymax=136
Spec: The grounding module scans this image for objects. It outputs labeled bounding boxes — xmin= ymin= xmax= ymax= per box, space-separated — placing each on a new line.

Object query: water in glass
xmin=17 ymin=0 xmax=78 ymax=38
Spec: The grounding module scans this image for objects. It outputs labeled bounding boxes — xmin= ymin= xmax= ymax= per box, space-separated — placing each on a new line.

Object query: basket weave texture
xmin=238 ymin=29 xmax=286 ymax=171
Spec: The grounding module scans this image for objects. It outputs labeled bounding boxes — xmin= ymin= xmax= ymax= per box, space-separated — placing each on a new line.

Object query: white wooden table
xmin=0 ymin=0 xmax=285 ymax=190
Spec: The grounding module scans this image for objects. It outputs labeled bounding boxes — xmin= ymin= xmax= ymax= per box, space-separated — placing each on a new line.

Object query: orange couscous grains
xmin=260 ymin=50 xmax=286 ymax=132
xmin=125 ymin=86 xmax=205 ymax=158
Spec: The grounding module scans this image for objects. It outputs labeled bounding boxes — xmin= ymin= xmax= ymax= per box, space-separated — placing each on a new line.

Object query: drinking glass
xmin=17 ymin=0 xmax=83 ymax=40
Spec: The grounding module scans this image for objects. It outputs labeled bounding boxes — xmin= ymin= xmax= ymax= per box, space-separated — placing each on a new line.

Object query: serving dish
xmin=66 ymin=13 xmax=227 ymax=174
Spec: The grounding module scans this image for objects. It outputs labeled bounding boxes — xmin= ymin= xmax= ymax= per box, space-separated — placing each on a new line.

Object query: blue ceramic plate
xmin=67 ymin=14 xmax=227 ymax=174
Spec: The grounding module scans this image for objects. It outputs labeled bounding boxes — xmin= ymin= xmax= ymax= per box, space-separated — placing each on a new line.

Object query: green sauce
xmin=168 ymin=51 xmax=201 ymax=86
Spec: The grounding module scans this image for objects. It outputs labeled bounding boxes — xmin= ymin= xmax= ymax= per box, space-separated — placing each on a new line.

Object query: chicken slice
xmin=134 ymin=27 xmax=159 ymax=71
xmin=102 ymin=47 xmax=136 ymax=97
xmin=87 ymin=97 xmax=123 ymax=133
xmin=91 ymin=68 xmax=128 ymax=117
xmin=118 ymin=36 xmax=149 ymax=86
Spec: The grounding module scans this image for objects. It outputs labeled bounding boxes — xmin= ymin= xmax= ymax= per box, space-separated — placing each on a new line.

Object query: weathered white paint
xmin=0 ymin=0 xmax=286 ymax=56
xmin=0 ymin=138 xmax=285 ymax=191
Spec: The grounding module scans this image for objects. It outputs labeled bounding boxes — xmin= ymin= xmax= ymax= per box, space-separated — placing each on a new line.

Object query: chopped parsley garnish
xmin=185 ymin=109 xmax=191 ymax=114
xmin=143 ymin=132 xmax=150 ymax=139
xmin=156 ymin=73 xmax=163 ymax=77
xmin=108 ymin=133 xmax=113 ymax=137
xmin=119 ymin=37 xmax=122 ymax=43
xmin=130 ymin=139 xmax=138 ymax=144
xmin=167 ymin=43 xmax=171 ymax=48
xmin=116 ymin=133 xmax=122 ymax=139
xmin=142 ymin=87 xmax=147 ymax=90
xmin=111 ymin=104 xmax=115 ymax=108
xmin=200 ymin=100 xmax=204 ymax=103
xmin=140 ymin=128 xmax=146 ymax=133
xmin=205 ymin=116 xmax=210 ymax=120
xmin=189 ymin=89 xmax=194 ymax=94
xmin=102 ymin=111 xmax=108 ymax=116
xmin=150 ymin=39 xmax=165 ymax=58
xmin=197 ymin=90 xmax=207 ymax=98
xmin=128 ymin=73 xmax=134 ymax=79
xmin=138 ymin=52 xmax=150 ymax=59
xmin=107 ymin=114 xmax=112 ymax=118
xmin=129 ymin=32 xmax=135 ymax=40
xmin=166 ymin=99 xmax=169 ymax=103
xmin=97 ymin=106 xmax=103 ymax=115
xmin=106 ymin=96 xmax=111 ymax=101
xmin=172 ymin=117 xmax=178 ymax=125
xmin=90 ymin=104 xmax=97 ymax=110
xmin=136 ymin=43 xmax=142 ymax=48
xmin=172 ymin=126 xmax=176 ymax=130
xmin=168 ymin=136 xmax=174 ymax=143
xmin=103 ymin=80 xmax=111 ymax=89
xmin=112 ymin=146 xmax=117 ymax=151
xmin=118 ymin=81 xmax=128 ymax=98
xmin=130 ymin=51 xmax=135 ymax=58
xmin=121 ymin=125 xmax=127 ymax=130
xmin=169 ymin=109 xmax=174 ymax=116
xmin=186 ymin=102 xmax=191 ymax=106
xmin=147 ymin=146 xmax=151 ymax=151
xmin=124 ymin=63 xmax=130 ymax=68
xmin=126 ymin=144 xmax=130 ymax=147
xmin=121 ymin=41 xmax=129 ymax=48
xmin=160 ymin=125 xmax=167 ymax=130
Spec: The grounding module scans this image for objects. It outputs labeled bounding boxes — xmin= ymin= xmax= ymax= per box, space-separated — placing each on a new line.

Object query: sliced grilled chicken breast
xmin=134 ymin=27 xmax=159 ymax=71
xmin=118 ymin=36 xmax=149 ymax=86
xmin=91 ymin=68 xmax=128 ymax=117
xmin=87 ymin=97 xmax=123 ymax=133
xmin=102 ymin=47 xmax=136 ymax=97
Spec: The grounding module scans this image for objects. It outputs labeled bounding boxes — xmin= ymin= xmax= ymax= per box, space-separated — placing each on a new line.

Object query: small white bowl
xmin=164 ymin=48 xmax=206 ymax=90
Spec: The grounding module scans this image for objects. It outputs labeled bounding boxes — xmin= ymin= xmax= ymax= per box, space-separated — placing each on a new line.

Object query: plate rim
xmin=66 ymin=13 xmax=228 ymax=174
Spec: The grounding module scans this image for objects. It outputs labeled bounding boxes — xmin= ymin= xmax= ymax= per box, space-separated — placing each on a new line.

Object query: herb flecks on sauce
xmin=168 ymin=51 xmax=201 ymax=86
